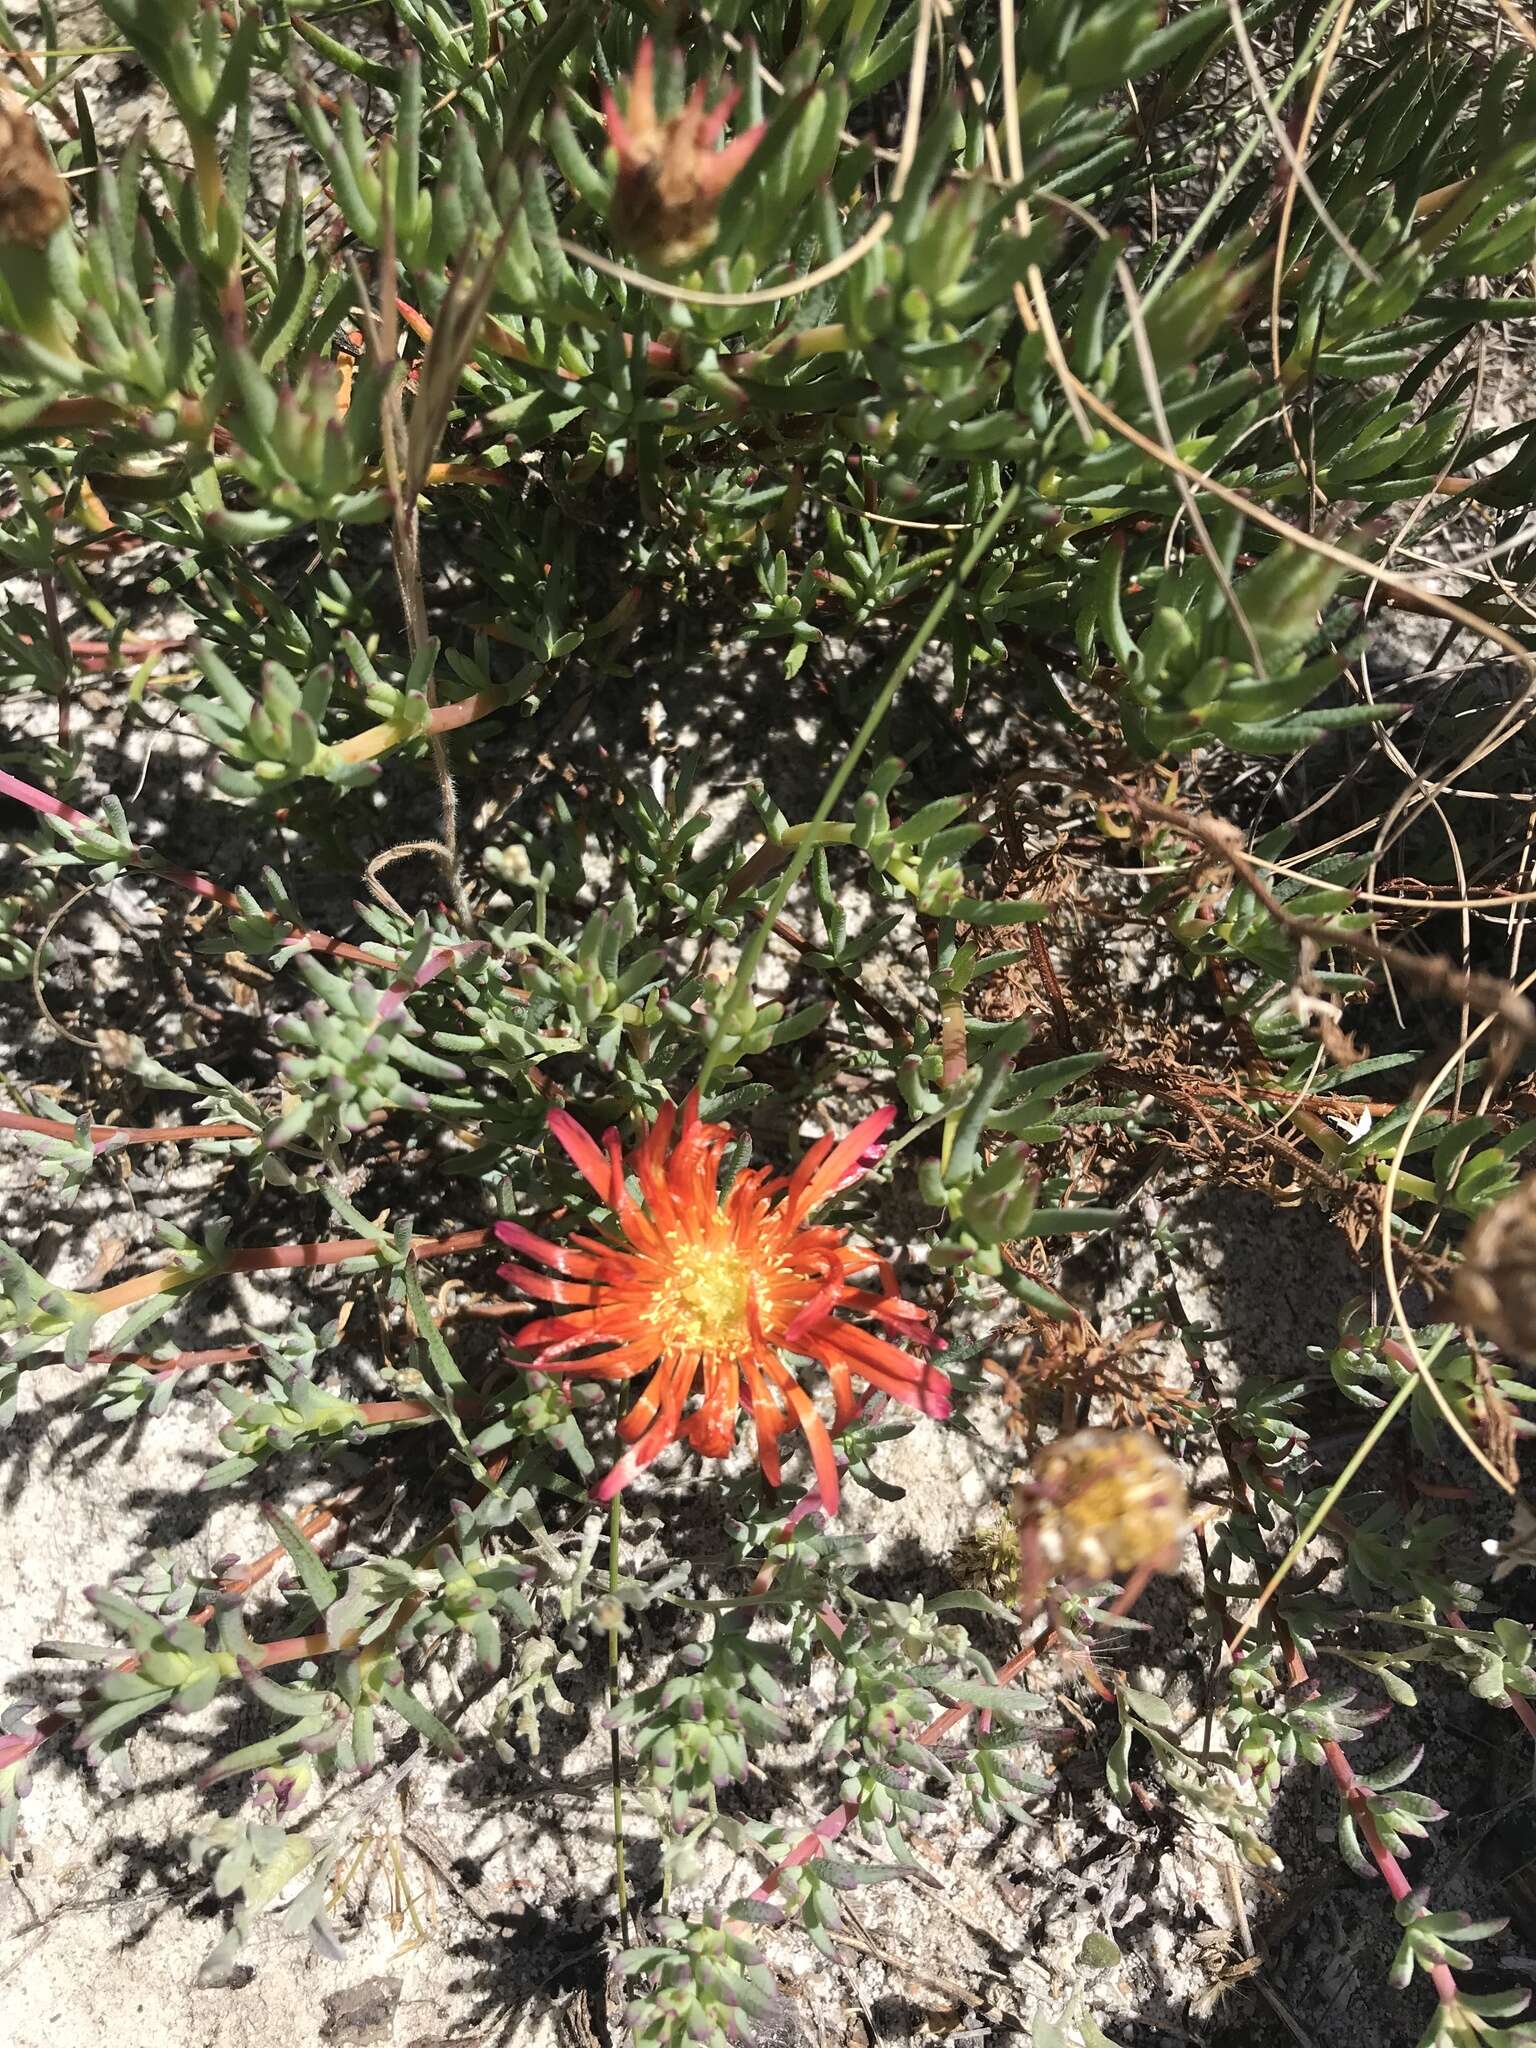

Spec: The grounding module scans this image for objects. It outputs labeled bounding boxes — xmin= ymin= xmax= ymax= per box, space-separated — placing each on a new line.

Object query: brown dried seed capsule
xmin=1019 ymin=1428 xmax=1189 ymax=1584
xmin=0 ymin=92 xmax=68 ymax=249
xmin=1450 ymin=1179 xmax=1536 ymax=1364
xmin=601 ymin=37 xmax=765 ymax=269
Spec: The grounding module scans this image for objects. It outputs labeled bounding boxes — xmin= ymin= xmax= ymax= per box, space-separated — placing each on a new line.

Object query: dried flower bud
xmin=602 ymin=38 xmax=765 ymax=268
xmin=0 ymin=91 xmax=68 ymax=249
xmin=591 ymin=1592 xmax=626 ymax=1634
xmin=1450 ymin=1180 xmax=1536 ymax=1363
xmin=1019 ymin=1428 xmax=1188 ymax=1584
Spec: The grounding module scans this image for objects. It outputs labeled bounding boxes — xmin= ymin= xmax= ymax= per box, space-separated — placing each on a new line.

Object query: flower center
xmin=652 ymin=1234 xmax=754 ymax=1355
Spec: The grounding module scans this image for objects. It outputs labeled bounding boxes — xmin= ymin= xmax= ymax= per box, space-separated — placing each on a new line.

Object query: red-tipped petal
xmin=783 ymin=1381 xmax=840 ymax=1514
xmin=818 ymin=1322 xmax=953 ymax=1418
xmin=618 ymin=1352 xmax=695 ymax=1443
xmin=522 ymin=1341 xmax=653 ymax=1378
xmin=495 ymin=1261 xmax=592 ymax=1305
xmin=701 ymin=121 xmax=767 ymax=197
xmin=842 ymin=1287 xmax=938 ymax=1343
xmin=696 ymin=82 xmax=741 ymax=145
xmin=820 ymin=1350 xmax=860 ymax=1431
xmin=603 ymin=1126 xmax=631 ymax=1215
xmin=631 ymin=34 xmax=656 ymax=108
xmin=783 ymin=1278 xmax=847 ymax=1348
xmin=547 ymin=1108 xmax=613 ymax=1200
xmin=592 ymin=1403 xmax=679 ymax=1501
xmin=592 ymin=1445 xmax=645 ymax=1500
xmin=494 ymin=1220 xmax=601 ymax=1277
xmin=510 ymin=1310 xmax=609 ymax=1350
xmin=601 ymin=84 xmax=636 ymax=167
xmin=788 ymin=1105 xmax=897 ymax=1217
xmin=756 ymin=1428 xmax=783 ymax=1486
xmin=740 ymin=1321 xmax=789 ymax=1485
xmin=684 ymin=1355 xmax=739 ymax=1457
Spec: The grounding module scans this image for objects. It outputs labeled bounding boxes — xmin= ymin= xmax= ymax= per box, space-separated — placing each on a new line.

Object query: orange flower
xmin=601 ymin=37 xmax=766 ymax=267
xmin=497 ymin=1096 xmax=949 ymax=1509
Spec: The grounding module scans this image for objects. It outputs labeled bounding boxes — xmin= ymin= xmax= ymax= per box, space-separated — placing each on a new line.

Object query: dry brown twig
xmin=1127 ymin=789 xmax=1536 ymax=1060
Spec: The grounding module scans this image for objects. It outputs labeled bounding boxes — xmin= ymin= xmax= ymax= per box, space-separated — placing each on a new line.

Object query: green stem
xmin=1230 ymin=1330 xmax=1449 ymax=1653
xmin=698 ymin=483 xmax=1023 ymax=1093
xmin=608 ymin=1488 xmax=631 ymax=1945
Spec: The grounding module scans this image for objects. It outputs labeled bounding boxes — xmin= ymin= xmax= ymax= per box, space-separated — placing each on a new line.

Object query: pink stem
xmin=1 ymin=766 xmax=399 ymax=969
xmin=81 ymin=1225 xmax=498 ymax=1315
xmin=740 ymin=1558 xmax=1169 ymax=1915
xmin=0 ymin=1110 xmax=256 ymax=1147
xmin=376 ymin=941 xmax=478 ymax=1019
xmin=0 ymin=766 xmax=93 ymax=828
xmin=87 ymin=1343 xmax=258 ymax=1376
xmin=746 ymin=1628 xmax=1048 ymax=1905
xmin=1282 ymin=1635 xmax=1456 ymax=2008
xmin=221 ymin=1227 xmax=496 ymax=1274
xmin=354 ymin=1398 xmax=441 ymax=1426
xmin=1318 ymin=1736 xmax=1457 ymax=2005
xmin=14 ymin=1504 xmax=353 ymax=1753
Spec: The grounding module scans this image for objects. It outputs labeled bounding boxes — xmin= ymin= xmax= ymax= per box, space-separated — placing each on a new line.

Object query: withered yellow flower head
xmin=1450 ymin=1178 xmax=1536 ymax=1365
xmin=1020 ymin=1428 xmax=1189 ymax=1584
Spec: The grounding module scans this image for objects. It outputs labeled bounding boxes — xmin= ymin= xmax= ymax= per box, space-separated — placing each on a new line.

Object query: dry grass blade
xmin=1266 ymin=0 xmax=1359 ymax=495
xmin=1223 ymin=0 xmax=1379 ymax=286
xmin=1068 ymin=372 xmax=1536 ymax=675
xmin=1131 ymin=794 xmax=1536 ymax=1048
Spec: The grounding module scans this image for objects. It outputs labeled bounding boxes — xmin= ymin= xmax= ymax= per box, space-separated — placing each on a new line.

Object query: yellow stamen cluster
xmin=649 ymin=1237 xmax=756 ymax=1356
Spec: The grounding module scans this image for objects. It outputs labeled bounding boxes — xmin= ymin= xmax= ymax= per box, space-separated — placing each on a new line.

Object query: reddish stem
xmin=1447 ymin=1607 xmax=1536 ymax=1742
xmin=4 ymin=949 xmax=468 ymax=1158
xmin=250 ymin=1630 xmax=340 ymax=1667
xmin=354 ymin=1399 xmax=439 ymax=1427
xmin=1 ymin=1110 xmax=256 ymax=1147
xmin=87 ymin=1343 xmax=258 ymax=1376
xmin=1284 ymin=1637 xmax=1457 ymax=2007
xmin=743 ymin=1570 xmax=1159 ymax=1909
xmin=1319 ymin=1736 xmax=1457 ymax=2005
xmin=78 ymin=1225 xmax=498 ymax=1316
xmin=743 ymin=1625 xmax=1052 ymax=1902
xmin=1241 ymin=1434 xmax=1536 ymax=1759
xmin=222 ymin=1226 xmax=496 ymax=1273
xmin=375 ymin=940 xmax=475 ymax=1019
xmin=333 ymin=689 xmax=513 ymax=765
xmin=14 ymin=1503 xmax=349 ymax=1756
xmin=0 ymin=766 xmax=398 ymax=969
